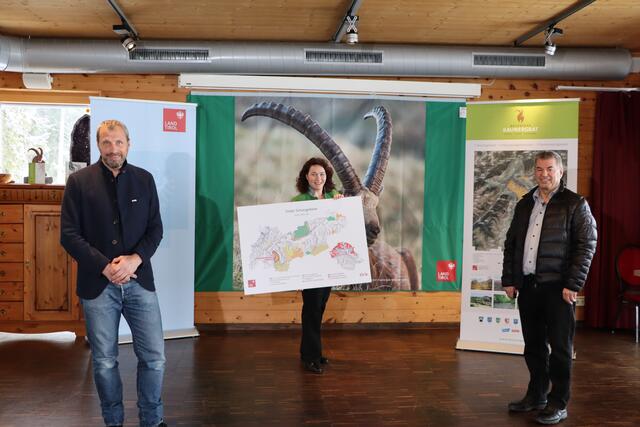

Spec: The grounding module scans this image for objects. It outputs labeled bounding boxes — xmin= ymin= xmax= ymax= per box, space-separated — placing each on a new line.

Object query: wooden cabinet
xmin=24 ymin=205 xmax=79 ymax=321
xmin=0 ymin=185 xmax=85 ymax=335
xmin=0 ymin=204 xmax=24 ymax=323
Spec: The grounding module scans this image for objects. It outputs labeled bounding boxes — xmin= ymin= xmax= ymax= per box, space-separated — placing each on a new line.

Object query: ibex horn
xmin=363 ymin=106 xmax=392 ymax=196
xmin=241 ymin=102 xmax=363 ymax=196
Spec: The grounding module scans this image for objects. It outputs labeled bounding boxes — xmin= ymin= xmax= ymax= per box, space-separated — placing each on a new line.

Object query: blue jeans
xmin=81 ymin=280 xmax=165 ymax=427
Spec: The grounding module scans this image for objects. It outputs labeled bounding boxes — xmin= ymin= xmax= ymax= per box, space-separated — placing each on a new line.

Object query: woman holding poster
xmin=292 ymin=157 xmax=343 ymax=374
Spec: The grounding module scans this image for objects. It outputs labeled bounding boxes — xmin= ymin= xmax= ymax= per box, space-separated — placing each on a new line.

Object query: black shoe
xmin=300 ymin=355 xmax=329 ymax=365
xmin=303 ymin=360 xmax=323 ymax=374
xmin=508 ymin=395 xmax=547 ymax=412
xmin=535 ymin=405 xmax=567 ymax=425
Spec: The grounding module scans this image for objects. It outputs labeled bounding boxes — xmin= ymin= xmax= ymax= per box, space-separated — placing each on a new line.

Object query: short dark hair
xmin=96 ymin=119 xmax=130 ymax=143
xmin=535 ymin=151 xmax=563 ymax=170
xmin=295 ymin=157 xmax=337 ymax=194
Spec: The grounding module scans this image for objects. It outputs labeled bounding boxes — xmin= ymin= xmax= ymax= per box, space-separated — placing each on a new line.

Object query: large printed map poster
xmin=237 ymin=196 xmax=371 ymax=295
xmin=457 ymin=99 xmax=579 ymax=354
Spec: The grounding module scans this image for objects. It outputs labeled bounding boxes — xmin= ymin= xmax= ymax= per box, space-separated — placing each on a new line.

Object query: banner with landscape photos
xmin=457 ymin=99 xmax=579 ymax=354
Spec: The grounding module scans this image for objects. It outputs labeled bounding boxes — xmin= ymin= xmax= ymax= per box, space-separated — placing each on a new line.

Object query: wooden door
xmin=23 ymin=205 xmax=79 ymax=321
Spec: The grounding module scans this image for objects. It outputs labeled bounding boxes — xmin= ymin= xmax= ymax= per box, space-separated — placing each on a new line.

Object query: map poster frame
xmin=456 ymin=99 xmax=579 ymax=354
xmin=237 ymin=196 xmax=372 ymax=295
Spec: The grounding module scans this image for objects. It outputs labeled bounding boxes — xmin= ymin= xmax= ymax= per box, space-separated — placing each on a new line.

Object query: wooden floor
xmin=0 ymin=327 xmax=639 ymax=426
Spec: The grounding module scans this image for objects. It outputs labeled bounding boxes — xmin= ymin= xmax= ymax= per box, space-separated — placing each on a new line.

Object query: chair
xmin=614 ymin=245 xmax=640 ymax=343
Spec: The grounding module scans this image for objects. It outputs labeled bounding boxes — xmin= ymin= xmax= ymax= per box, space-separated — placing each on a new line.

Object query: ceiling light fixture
xmin=544 ymin=27 xmax=563 ymax=56
xmin=513 ymin=0 xmax=595 ymax=47
xmin=332 ymin=0 xmax=363 ymax=43
xmin=108 ymin=0 xmax=139 ymax=53
xmin=121 ymin=36 xmax=137 ymax=52
xmin=345 ymin=15 xmax=359 ymax=45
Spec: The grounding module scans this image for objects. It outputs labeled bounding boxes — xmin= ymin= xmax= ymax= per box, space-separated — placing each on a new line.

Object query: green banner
xmin=467 ymin=101 xmax=579 ymax=140
xmin=422 ymin=102 xmax=466 ymax=291
xmin=189 ymin=95 xmax=466 ymax=292
xmin=188 ymin=95 xmax=236 ymax=291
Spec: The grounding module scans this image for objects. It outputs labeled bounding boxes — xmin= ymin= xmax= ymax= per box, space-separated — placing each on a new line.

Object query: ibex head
xmin=29 ymin=147 xmax=44 ymax=163
xmin=241 ymin=102 xmax=392 ymax=246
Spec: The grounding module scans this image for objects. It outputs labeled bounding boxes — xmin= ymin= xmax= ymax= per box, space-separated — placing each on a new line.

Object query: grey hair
xmin=535 ymin=150 xmax=563 ymax=170
xmin=96 ymin=119 xmax=130 ymax=142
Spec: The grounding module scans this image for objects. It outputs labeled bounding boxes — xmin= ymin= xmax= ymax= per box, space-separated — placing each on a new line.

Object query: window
xmin=0 ymin=103 xmax=89 ymax=184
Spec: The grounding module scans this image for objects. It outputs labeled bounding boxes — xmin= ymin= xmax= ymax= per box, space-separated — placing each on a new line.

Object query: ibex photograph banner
xmin=188 ymin=94 xmax=466 ymax=293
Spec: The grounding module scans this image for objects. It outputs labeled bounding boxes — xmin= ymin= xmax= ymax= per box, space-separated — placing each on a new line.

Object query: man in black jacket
xmin=61 ymin=119 xmax=167 ymax=427
xmin=502 ymin=151 xmax=596 ymax=425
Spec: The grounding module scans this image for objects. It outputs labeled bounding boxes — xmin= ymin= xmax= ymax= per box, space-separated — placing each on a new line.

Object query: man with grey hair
xmin=61 ymin=119 xmax=167 ymax=427
xmin=502 ymin=151 xmax=597 ymax=425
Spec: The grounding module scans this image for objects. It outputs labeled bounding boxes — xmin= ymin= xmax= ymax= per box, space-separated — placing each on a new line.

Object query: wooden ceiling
xmin=1 ymin=0 xmax=638 ymax=54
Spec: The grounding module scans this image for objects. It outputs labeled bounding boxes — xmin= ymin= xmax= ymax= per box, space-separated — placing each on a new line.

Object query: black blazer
xmin=60 ymin=161 xmax=163 ymax=299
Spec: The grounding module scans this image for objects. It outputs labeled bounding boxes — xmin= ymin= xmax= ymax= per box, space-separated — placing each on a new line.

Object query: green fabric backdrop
xmin=188 ymin=94 xmax=236 ymax=291
xmin=422 ymin=102 xmax=466 ymax=291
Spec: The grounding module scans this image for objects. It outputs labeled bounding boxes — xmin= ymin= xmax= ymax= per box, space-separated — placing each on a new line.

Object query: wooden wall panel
xmin=2 ymin=71 xmax=637 ymax=324
xmin=195 ymin=291 xmax=461 ymax=324
xmin=0 ymin=88 xmax=98 ymax=104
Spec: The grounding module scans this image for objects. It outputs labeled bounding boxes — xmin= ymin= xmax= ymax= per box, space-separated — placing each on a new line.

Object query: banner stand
xmin=90 ymin=96 xmax=198 ymax=343
xmin=457 ymin=99 xmax=580 ymax=354
xmin=456 ymin=339 xmax=523 ymax=354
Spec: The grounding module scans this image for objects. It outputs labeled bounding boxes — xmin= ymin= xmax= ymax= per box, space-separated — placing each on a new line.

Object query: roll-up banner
xmin=90 ymin=97 xmax=198 ymax=342
xmin=457 ymin=99 xmax=579 ymax=354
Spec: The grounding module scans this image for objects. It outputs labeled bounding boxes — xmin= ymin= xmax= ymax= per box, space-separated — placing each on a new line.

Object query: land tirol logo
xmin=163 ymin=108 xmax=186 ymax=132
xmin=502 ymin=107 xmax=539 ymax=135
xmin=436 ymin=260 xmax=457 ymax=282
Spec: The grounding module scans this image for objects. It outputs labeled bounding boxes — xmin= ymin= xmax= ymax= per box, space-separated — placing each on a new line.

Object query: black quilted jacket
xmin=501 ymin=182 xmax=597 ymax=292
